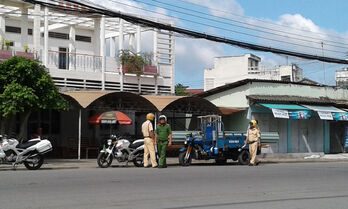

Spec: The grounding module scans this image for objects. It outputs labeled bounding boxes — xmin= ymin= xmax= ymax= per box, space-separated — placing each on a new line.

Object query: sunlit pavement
xmin=1 ymin=162 xmax=348 ymax=209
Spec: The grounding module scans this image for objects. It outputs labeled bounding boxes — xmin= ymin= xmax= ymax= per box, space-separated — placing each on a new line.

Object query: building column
xmin=69 ymin=25 xmax=76 ymax=70
xmin=43 ymin=6 xmax=49 ymax=66
xmin=153 ymin=29 xmax=158 ymax=94
xmin=129 ymin=33 xmax=135 ymax=52
xmin=20 ymin=6 xmax=29 ymax=49
xmin=0 ymin=15 xmax=5 ymax=44
xmin=33 ymin=4 xmax=41 ymax=55
xmin=287 ymin=119 xmax=292 ymax=153
xmin=100 ymin=16 xmax=106 ymax=90
xmin=119 ymin=18 xmax=124 ymax=91
xmin=93 ymin=18 xmax=100 ymax=56
xmin=109 ymin=37 xmax=115 ymax=57
xmin=136 ymin=25 xmax=141 ymax=54
xmin=323 ymin=120 xmax=330 ymax=154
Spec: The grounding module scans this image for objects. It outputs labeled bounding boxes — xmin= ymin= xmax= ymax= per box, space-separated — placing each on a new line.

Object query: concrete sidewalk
xmin=2 ymin=153 xmax=348 ymax=170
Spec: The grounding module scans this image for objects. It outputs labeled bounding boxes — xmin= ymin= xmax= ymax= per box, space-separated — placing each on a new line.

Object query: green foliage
xmin=120 ymin=50 xmax=145 ymax=75
xmin=175 ymin=83 xmax=189 ymax=96
xmin=119 ymin=50 xmax=154 ymax=75
xmin=0 ymin=56 xmax=68 ymax=118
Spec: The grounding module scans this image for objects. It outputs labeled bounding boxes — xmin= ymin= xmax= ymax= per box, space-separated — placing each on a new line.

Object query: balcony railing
xmin=47 ymin=50 xmax=102 ymax=72
xmin=0 ymin=49 xmax=35 ymax=60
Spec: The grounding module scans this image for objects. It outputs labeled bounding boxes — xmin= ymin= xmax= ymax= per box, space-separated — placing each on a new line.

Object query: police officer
xmin=244 ymin=120 xmax=261 ymax=166
xmin=142 ymin=113 xmax=158 ymax=168
xmin=155 ymin=115 xmax=172 ymax=168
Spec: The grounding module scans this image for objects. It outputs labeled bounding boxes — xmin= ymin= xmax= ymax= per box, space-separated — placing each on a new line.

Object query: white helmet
xmin=158 ymin=115 xmax=167 ymax=122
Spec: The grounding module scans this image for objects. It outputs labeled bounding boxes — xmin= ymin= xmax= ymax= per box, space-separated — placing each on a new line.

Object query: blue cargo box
xmin=217 ymin=135 xmax=247 ymax=149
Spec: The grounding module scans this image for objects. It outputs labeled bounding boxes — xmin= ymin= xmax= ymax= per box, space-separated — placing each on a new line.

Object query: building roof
xmin=197 ymin=79 xmax=328 ymax=98
xmin=142 ymin=95 xmax=184 ymax=111
xmin=247 ymin=95 xmax=348 ymax=107
xmin=63 ymin=91 xmax=112 ymax=108
xmin=184 ymin=89 xmax=204 ymax=95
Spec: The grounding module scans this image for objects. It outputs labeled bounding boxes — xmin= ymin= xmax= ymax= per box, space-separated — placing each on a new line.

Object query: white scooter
xmin=0 ymin=135 xmax=52 ymax=170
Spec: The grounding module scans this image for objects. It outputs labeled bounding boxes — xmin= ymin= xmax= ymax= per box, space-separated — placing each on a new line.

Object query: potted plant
xmin=119 ymin=50 xmax=145 ymax=75
xmin=0 ymin=38 xmax=13 ymax=59
xmin=142 ymin=52 xmax=157 ymax=75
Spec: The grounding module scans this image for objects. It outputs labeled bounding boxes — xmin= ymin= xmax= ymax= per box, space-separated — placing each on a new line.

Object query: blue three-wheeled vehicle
xmin=179 ymin=115 xmax=250 ymax=166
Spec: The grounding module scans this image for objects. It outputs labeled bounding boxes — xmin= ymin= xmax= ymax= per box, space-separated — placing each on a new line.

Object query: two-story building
xmin=0 ymin=0 xmax=175 ymax=94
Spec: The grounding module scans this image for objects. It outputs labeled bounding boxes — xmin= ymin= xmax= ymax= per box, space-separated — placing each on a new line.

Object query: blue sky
xmin=92 ymin=0 xmax=348 ymax=88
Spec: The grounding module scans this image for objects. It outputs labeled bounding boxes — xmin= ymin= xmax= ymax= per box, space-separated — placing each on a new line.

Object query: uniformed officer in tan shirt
xmin=142 ymin=113 xmax=158 ymax=168
xmin=244 ymin=120 xmax=261 ymax=166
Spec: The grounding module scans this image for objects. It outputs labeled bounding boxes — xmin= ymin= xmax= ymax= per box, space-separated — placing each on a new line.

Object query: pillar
xmin=33 ymin=4 xmax=41 ymax=53
xmin=129 ymin=33 xmax=135 ymax=52
xmin=93 ymin=18 xmax=100 ymax=56
xmin=0 ymin=15 xmax=5 ymax=45
xmin=21 ymin=6 xmax=28 ymax=48
xmin=287 ymin=119 xmax=292 ymax=153
xmin=69 ymin=25 xmax=76 ymax=70
xmin=136 ymin=25 xmax=141 ymax=54
xmin=109 ymin=37 xmax=115 ymax=57
xmin=119 ymin=18 xmax=124 ymax=91
xmin=100 ymin=16 xmax=106 ymax=90
xmin=323 ymin=120 xmax=330 ymax=154
xmin=43 ymin=6 xmax=49 ymax=66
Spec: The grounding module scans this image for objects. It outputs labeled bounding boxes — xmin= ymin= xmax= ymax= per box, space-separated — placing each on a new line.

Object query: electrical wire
xmin=174 ymin=0 xmax=348 ymax=42
xmin=23 ymin=0 xmax=348 ymax=64
xmin=141 ymin=0 xmax=348 ymax=49
xmin=103 ymin=0 xmax=347 ymax=54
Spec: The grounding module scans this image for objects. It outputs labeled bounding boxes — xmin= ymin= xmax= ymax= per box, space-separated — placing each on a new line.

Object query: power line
xmin=174 ymin=0 xmax=348 ymax=42
xmin=25 ymin=0 xmax=348 ymax=64
xmin=103 ymin=0 xmax=347 ymax=55
xmin=146 ymin=0 xmax=348 ymax=49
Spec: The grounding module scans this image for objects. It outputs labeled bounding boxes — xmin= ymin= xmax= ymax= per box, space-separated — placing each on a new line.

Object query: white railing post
xmin=119 ymin=18 xmax=124 ymax=91
xmin=43 ymin=6 xmax=49 ymax=66
xmin=100 ymin=16 xmax=106 ymax=90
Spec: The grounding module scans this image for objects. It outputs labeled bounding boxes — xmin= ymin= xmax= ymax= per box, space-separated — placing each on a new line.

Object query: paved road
xmin=1 ymin=162 xmax=348 ymax=209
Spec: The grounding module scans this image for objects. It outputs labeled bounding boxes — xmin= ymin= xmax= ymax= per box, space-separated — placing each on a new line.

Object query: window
xmin=42 ymin=32 xmax=69 ymax=40
xmin=281 ymin=75 xmax=291 ymax=82
xmin=28 ymin=29 xmax=32 ymax=35
xmin=76 ymin=35 xmax=91 ymax=42
xmin=5 ymin=26 xmax=21 ymax=33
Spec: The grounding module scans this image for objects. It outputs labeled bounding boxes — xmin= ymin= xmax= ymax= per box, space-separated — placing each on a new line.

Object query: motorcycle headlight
xmin=107 ymin=139 xmax=112 ymax=145
xmin=184 ymin=140 xmax=187 ymax=145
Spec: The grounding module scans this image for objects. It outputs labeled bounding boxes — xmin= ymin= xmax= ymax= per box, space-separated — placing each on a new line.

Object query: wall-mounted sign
xmin=345 ymin=127 xmax=348 ymax=148
xmin=317 ymin=111 xmax=333 ymax=120
xmin=333 ymin=113 xmax=348 ymax=121
xmin=272 ymin=109 xmax=289 ymax=119
xmin=289 ymin=110 xmax=312 ymax=119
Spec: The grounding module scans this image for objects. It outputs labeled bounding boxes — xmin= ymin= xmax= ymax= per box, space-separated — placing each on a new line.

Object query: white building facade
xmin=204 ymin=54 xmax=303 ymax=91
xmin=335 ymin=67 xmax=348 ymax=88
xmin=0 ymin=0 xmax=175 ymax=94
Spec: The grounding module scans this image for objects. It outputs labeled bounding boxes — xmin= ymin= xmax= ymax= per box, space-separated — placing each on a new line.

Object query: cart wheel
xmin=238 ymin=150 xmax=250 ymax=165
xmin=215 ymin=158 xmax=227 ymax=165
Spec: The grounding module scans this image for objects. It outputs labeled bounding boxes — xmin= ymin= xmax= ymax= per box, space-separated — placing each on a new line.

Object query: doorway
xmin=58 ymin=47 xmax=68 ymax=70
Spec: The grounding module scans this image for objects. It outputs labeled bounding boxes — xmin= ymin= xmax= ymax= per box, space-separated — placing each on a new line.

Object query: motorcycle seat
xmin=16 ymin=140 xmax=40 ymax=149
xmin=129 ymin=141 xmax=143 ymax=149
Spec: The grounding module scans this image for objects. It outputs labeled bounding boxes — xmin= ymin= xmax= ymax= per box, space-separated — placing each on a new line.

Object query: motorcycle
xmin=0 ymin=135 xmax=52 ymax=170
xmin=97 ymin=135 xmax=145 ymax=168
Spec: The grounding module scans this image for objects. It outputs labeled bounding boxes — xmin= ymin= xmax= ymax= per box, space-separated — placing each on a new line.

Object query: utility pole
xmin=321 ymin=42 xmax=326 ymax=85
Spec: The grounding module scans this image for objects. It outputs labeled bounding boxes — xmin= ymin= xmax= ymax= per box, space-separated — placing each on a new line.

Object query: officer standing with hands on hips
xmin=155 ymin=115 xmax=172 ymax=169
xmin=142 ymin=113 xmax=158 ymax=168
xmin=243 ymin=120 xmax=261 ymax=166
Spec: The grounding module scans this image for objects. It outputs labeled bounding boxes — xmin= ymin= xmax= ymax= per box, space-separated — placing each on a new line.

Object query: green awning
xmin=260 ymin=103 xmax=308 ymax=110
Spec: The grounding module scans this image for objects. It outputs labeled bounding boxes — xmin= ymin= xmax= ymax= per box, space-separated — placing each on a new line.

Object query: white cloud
xmin=187 ymin=0 xmax=244 ymax=17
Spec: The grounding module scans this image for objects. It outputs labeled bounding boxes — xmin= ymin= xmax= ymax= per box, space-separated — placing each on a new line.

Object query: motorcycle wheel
xmin=179 ymin=152 xmax=192 ymax=166
xmin=24 ymin=155 xmax=44 ymax=170
xmin=238 ymin=150 xmax=250 ymax=165
xmin=133 ymin=151 xmax=144 ymax=167
xmin=97 ymin=152 xmax=113 ymax=168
